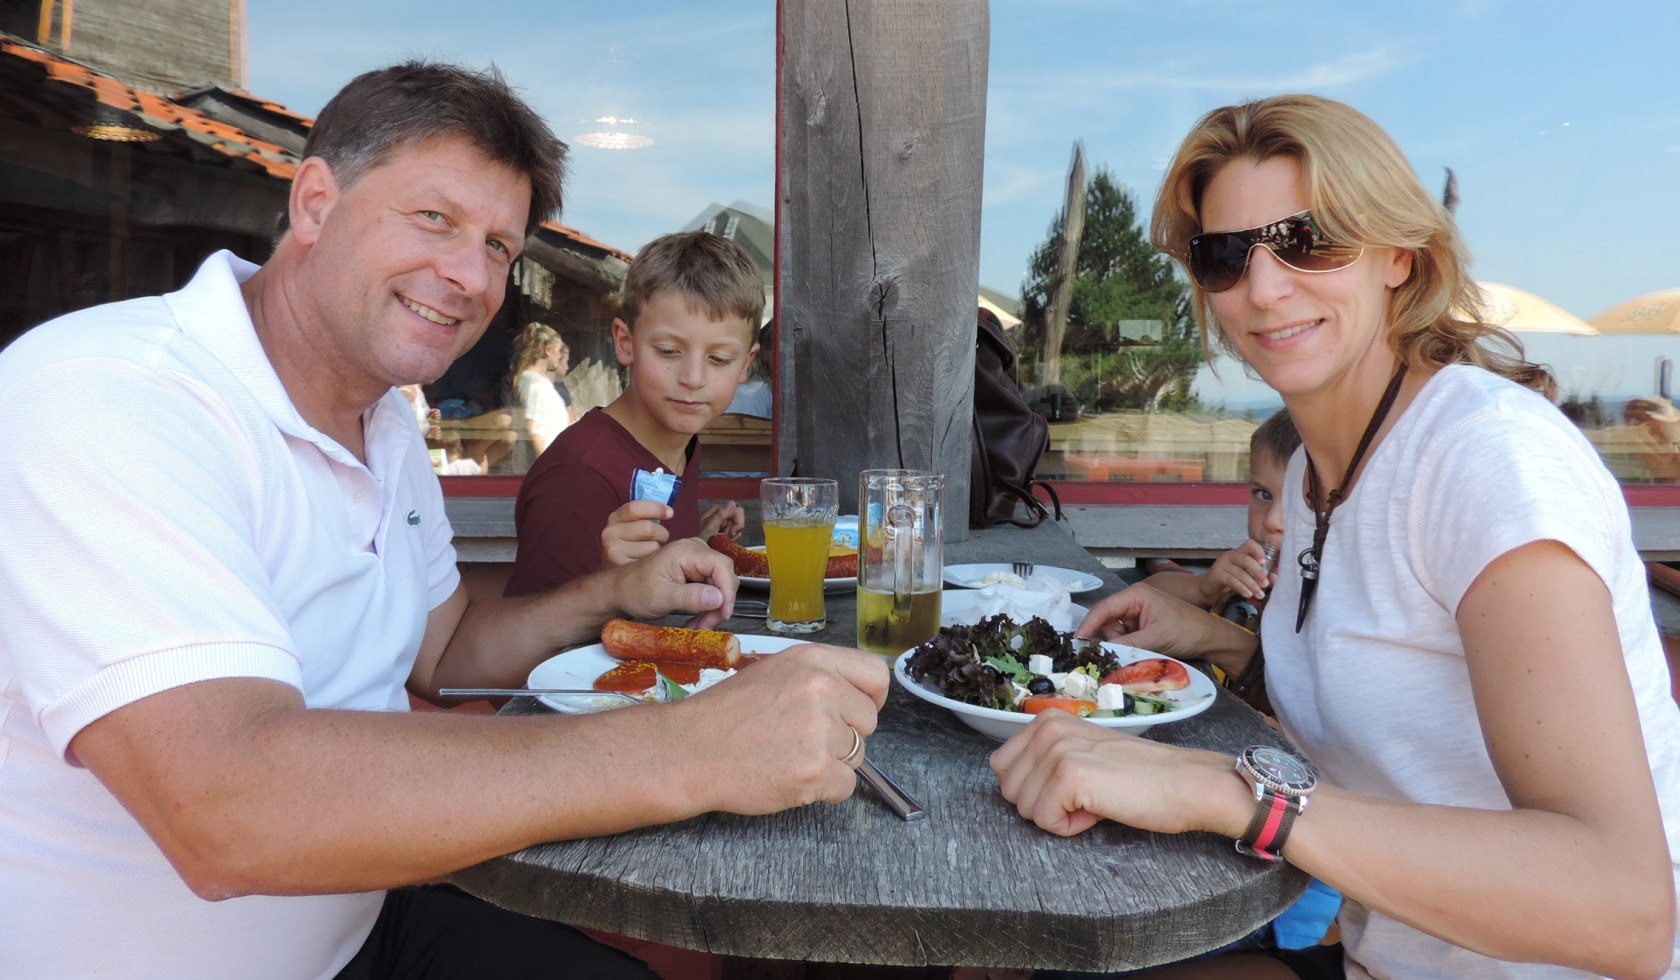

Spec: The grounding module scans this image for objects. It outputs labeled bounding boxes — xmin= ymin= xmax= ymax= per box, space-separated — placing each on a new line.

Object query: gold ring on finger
xmin=840 ymin=725 xmax=863 ymax=765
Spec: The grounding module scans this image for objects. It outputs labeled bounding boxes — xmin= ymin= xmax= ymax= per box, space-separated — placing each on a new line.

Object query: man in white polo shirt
xmin=0 ymin=62 xmax=888 ymax=979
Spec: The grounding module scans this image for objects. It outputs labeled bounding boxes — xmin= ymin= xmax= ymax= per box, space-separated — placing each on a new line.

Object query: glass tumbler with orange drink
xmin=759 ymin=477 xmax=839 ymax=633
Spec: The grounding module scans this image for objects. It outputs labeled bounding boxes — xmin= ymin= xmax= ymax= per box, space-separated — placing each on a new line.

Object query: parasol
xmin=1589 ymin=288 xmax=1680 ymax=335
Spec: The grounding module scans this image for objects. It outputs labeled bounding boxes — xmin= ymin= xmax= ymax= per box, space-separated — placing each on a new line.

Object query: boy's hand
xmin=1202 ymin=539 xmax=1275 ymax=602
xmin=699 ymin=501 xmax=745 ymax=539
xmin=600 ymin=500 xmax=673 ymax=569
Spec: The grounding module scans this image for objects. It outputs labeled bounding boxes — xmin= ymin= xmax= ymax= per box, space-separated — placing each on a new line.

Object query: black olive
xmin=1027 ymin=676 xmax=1054 ymax=695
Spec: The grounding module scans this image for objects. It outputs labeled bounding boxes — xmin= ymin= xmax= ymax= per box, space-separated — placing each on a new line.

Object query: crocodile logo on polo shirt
xmin=407 ymin=510 xmax=421 ymax=526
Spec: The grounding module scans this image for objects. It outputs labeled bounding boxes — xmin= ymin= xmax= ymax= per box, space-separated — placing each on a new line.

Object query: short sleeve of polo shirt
xmin=0 ymin=358 xmax=302 ymax=760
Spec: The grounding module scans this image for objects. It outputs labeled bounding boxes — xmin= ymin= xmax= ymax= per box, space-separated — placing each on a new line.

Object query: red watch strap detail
xmin=1239 ymin=789 xmax=1301 ymax=862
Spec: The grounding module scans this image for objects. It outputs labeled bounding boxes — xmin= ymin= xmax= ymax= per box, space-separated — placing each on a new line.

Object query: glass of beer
xmin=759 ymin=477 xmax=840 ymax=633
xmin=856 ymin=469 xmax=943 ymax=656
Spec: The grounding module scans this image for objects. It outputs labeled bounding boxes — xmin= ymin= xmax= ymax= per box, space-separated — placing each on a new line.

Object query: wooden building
xmin=0 ymin=7 xmax=630 ymax=391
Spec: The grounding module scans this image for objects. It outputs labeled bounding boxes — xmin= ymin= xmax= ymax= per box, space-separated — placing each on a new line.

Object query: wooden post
xmin=778 ymin=0 xmax=989 ymax=540
xmin=1041 ymin=142 xmax=1084 ymax=386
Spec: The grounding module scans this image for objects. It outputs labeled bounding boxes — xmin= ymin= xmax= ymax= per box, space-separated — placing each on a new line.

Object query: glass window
xmin=979 ymin=5 xmax=1679 ymax=493
xmin=3 ymin=4 xmax=1674 ymax=498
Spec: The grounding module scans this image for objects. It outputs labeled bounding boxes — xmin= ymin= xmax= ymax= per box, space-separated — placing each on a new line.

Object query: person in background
xmin=1623 ymin=395 xmax=1680 ymax=483
xmin=397 ymin=381 xmax=442 ymax=435
xmin=0 ymin=61 xmax=888 ymax=980
xmin=991 ymin=94 xmax=1678 ymax=978
xmin=504 ymin=321 xmax=572 ymax=472
xmin=506 ymin=231 xmax=758 ymax=596
xmin=551 ymin=333 xmax=579 ymax=426
xmin=1137 ymin=410 xmax=1298 ymax=637
xmin=1143 ymin=409 xmax=1298 ymax=625
xmin=399 ymin=382 xmax=493 ymax=476
xmin=725 ymin=320 xmax=774 ymax=418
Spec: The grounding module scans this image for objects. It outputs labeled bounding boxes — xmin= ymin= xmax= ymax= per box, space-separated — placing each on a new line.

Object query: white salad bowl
xmin=892 ymin=642 xmax=1217 ymax=741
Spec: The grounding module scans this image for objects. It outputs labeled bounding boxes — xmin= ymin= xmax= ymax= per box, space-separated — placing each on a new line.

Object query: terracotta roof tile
xmin=541 ymin=221 xmax=631 ymax=261
xmin=4 ymin=39 xmax=623 ymax=251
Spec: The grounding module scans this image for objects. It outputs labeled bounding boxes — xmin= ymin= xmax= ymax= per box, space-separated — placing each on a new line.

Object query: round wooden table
xmin=449 ymin=522 xmax=1307 ymax=971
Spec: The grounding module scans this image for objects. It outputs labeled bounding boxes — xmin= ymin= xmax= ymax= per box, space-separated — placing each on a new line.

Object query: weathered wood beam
xmin=778 ymin=0 xmax=989 ymax=539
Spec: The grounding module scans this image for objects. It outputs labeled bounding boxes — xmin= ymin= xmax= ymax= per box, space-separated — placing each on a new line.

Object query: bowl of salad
xmin=893 ymin=615 xmax=1217 ymax=740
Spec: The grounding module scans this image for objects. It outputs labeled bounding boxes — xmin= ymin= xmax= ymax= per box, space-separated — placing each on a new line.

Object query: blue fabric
xmin=1272 ymin=878 xmax=1342 ymax=949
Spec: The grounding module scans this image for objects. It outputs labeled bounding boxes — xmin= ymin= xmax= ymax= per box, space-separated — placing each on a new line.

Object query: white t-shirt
xmin=725 ymin=377 xmax=772 ymax=418
xmin=1263 ymin=365 xmax=1680 ymax=978
xmin=0 ymin=251 xmax=461 ymax=979
xmin=517 ymin=367 xmax=569 ymax=452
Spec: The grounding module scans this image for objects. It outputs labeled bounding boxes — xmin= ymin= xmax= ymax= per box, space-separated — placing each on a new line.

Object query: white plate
xmin=736 ymin=546 xmax=856 ymax=593
xmin=892 ymin=643 xmax=1216 ymax=741
xmin=942 ymin=562 xmax=1105 ymax=595
xmin=938 ymin=589 xmax=1089 ymax=628
xmin=526 ymin=634 xmax=803 ymax=714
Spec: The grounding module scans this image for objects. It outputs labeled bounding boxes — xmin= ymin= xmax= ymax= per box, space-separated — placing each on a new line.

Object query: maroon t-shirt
xmin=505 ymin=408 xmax=702 ymax=597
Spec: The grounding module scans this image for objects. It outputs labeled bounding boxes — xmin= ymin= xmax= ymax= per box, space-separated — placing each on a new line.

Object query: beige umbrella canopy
xmin=1589 ymin=288 xmax=1680 ymax=334
xmin=1472 ymin=282 xmax=1597 ymax=335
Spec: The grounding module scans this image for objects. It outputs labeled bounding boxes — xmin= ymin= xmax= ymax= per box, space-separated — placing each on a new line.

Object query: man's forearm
xmin=74 ymin=679 xmax=706 ymax=899
xmin=429 ymin=569 xmax=626 ymax=692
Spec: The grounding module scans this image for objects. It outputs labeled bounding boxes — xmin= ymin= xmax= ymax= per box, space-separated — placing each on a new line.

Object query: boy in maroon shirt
xmin=505 ymin=232 xmax=761 ymax=596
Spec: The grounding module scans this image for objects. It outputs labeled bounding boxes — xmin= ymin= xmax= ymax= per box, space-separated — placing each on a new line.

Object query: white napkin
xmin=972 ymin=573 xmax=1075 ymax=632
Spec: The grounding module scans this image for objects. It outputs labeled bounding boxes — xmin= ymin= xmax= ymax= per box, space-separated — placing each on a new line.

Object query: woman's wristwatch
xmin=1234 ymin=745 xmax=1317 ymax=862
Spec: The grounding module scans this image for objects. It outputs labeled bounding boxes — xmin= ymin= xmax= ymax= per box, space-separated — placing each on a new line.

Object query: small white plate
xmin=942 ymin=562 xmax=1104 ymax=595
xmin=526 ymin=634 xmax=803 ymax=713
xmin=892 ymin=643 xmax=1216 ymax=741
xmin=938 ymin=589 xmax=1089 ymax=629
xmin=737 ymin=546 xmax=856 ymax=593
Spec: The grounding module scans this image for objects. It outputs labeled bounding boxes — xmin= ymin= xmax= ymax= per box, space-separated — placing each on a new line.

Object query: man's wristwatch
xmin=1234 ymin=745 xmax=1316 ymax=862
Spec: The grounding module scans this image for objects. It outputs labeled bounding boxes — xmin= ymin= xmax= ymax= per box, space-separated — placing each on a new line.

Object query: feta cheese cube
xmin=1027 ymin=654 xmax=1055 ymax=677
xmin=1010 ymin=681 xmax=1031 ymax=706
xmin=1062 ymin=670 xmax=1096 ymax=699
xmin=1096 ymin=683 xmax=1129 ymax=712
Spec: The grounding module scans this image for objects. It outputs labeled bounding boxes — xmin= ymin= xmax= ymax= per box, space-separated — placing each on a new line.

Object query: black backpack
xmin=970 ymin=309 xmax=1063 ymax=528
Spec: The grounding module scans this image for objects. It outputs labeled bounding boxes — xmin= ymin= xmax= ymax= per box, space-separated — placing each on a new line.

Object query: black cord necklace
xmin=1295 ymin=361 xmax=1409 ymax=632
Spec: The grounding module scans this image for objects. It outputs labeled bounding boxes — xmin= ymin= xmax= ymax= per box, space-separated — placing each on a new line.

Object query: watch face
xmin=1243 ymin=745 xmax=1315 ymax=794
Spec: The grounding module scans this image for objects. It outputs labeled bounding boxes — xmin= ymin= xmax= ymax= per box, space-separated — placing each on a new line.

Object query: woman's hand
xmin=599 ymin=499 xmax=673 ymax=569
xmin=1076 ymin=583 xmax=1259 ymax=662
xmin=990 ymin=712 xmax=1242 ymax=838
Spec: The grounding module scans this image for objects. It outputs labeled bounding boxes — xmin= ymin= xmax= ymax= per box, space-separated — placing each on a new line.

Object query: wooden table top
xmin=448 ymin=520 xmax=1306 ymax=971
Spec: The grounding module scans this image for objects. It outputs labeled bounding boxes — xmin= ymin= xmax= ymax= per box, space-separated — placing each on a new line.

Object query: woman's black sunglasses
xmin=1187 ymin=210 xmax=1365 ymax=293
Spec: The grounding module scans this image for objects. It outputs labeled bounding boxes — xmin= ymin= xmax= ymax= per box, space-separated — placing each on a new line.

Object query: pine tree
xmin=1020 ymin=168 xmax=1201 ymax=412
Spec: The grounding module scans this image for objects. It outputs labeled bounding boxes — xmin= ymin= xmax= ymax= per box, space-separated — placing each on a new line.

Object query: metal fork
xmin=1011 ymin=560 xmax=1035 ymax=580
xmin=439 ymin=688 xmax=642 ymax=702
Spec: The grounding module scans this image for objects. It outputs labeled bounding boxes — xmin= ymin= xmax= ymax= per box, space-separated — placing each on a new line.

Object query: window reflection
xmin=3 ymin=4 xmax=1674 ymax=490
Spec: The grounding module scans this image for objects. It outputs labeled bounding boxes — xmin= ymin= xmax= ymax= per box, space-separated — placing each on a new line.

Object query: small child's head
xmin=612 ymin=232 xmax=764 ymax=436
xmin=1247 ymin=408 xmax=1301 ymax=552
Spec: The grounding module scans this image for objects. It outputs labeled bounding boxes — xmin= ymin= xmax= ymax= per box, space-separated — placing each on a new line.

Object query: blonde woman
xmin=993 ymin=95 xmax=1678 ymax=978
xmin=506 ymin=322 xmax=571 ymax=471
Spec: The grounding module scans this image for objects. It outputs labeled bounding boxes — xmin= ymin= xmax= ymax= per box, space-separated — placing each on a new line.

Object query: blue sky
xmin=247 ymin=1 xmax=1679 ymax=323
